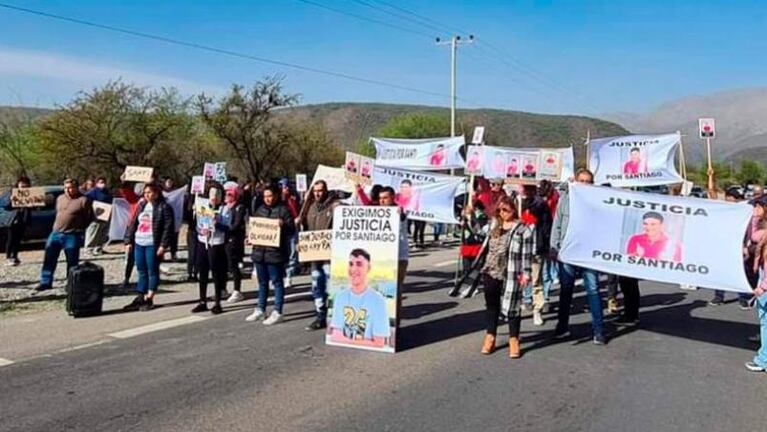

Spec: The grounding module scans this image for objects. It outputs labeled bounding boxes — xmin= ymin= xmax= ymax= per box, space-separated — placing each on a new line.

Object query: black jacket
xmin=524 ymin=195 xmax=552 ymax=256
xmin=124 ymin=199 xmax=175 ymax=249
xmin=221 ymin=203 xmax=247 ymax=244
xmin=251 ymin=203 xmax=294 ymax=264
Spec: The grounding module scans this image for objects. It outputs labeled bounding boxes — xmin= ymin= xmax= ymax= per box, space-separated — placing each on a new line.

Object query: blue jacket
xmin=86 ymin=187 xmax=113 ymax=204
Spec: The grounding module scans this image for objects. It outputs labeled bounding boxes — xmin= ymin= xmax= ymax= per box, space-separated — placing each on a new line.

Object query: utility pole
xmin=436 ymin=35 xmax=473 ymax=137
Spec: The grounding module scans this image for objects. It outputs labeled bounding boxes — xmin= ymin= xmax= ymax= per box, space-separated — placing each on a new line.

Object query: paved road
xmin=0 ymin=245 xmax=764 ymax=432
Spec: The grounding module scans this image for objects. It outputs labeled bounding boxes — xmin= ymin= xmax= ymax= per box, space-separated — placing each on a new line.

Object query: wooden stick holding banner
xmin=677 ymin=131 xmax=688 ymax=180
xmin=585 ymin=129 xmax=591 ymax=171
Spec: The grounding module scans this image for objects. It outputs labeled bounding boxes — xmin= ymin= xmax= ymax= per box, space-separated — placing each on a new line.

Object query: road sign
xmin=699 ymin=118 xmax=715 ymax=139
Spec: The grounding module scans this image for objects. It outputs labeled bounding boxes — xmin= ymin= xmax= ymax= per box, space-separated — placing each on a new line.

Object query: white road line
xmin=0 ymin=358 xmax=15 ymax=367
xmin=434 ymin=260 xmax=456 ymax=268
xmin=108 ymin=316 xmax=209 ymax=339
xmin=55 ymin=340 xmax=111 ymax=354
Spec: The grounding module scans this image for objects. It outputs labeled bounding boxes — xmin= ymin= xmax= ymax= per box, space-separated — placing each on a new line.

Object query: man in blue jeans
xmin=36 ymin=178 xmax=93 ymax=291
xmin=549 ymin=169 xmax=606 ymax=345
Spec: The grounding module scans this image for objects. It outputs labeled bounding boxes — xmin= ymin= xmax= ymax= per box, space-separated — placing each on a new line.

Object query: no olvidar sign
xmin=248 ymin=217 xmax=280 ymax=247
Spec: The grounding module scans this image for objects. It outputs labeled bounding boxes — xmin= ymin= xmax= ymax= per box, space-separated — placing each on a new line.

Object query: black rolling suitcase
xmin=66 ymin=262 xmax=105 ymax=317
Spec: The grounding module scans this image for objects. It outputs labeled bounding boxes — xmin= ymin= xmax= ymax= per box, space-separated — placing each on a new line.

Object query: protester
xmin=412 ymin=220 xmax=426 ymax=248
xmin=36 ymin=178 xmax=93 ymax=291
xmin=279 ymin=178 xmax=300 ymax=288
xmin=378 ymin=187 xmax=409 ymax=291
xmin=80 ymin=178 xmax=94 ymax=195
xmin=460 ymin=201 xmax=489 ymax=277
xmin=222 ymin=185 xmax=247 ymax=303
xmin=550 ymin=169 xmax=607 ymax=345
xmin=746 ymin=230 xmax=767 ymax=372
xmin=4 ymin=176 xmax=32 ymax=266
xmin=475 ymin=178 xmax=506 ymax=216
xmin=123 ymin=183 xmax=175 ymax=311
xmin=191 ymin=185 xmax=229 ymax=315
xmin=479 ymin=196 xmax=534 ymax=358
xmin=615 ymin=276 xmax=641 ymax=325
xmin=182 ymin=190 xmax=198 ymax=282
xmin=117 ymin=177 xmax=143 ymax=290
xmin=520 ymin=184 xmax=553 ymax=325
xmin=84 ymin=176 xmax=113 ymax=256
xmin=245 ymin=185 xmax=295 ymax=325
xmin=300 ymin=180 xmax=342 ymax=331
xmin=162 ymin=176 xmax=180 ymax=261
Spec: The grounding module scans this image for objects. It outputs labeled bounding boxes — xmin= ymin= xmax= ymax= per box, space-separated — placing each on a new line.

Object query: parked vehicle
xmin=0 ymin=186 xmax=64 ymax=252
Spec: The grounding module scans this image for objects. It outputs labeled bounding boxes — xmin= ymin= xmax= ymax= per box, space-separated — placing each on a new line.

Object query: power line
xmin=369 ymin=0 xmax=468 ymax=36
xmin=349 ymin=0 xmax=446 ymax=36
xmin=0 ymin=2 xmax=453 ymax=99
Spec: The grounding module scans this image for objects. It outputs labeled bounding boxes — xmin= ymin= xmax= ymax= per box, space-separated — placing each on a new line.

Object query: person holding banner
xmin=122 ymin=183 xmax=175 ymax=311
xmin=191 ymin=186 xmax=229 ymax=315
xmin=4 ymin=176 xmax=32 ymax=266
xmin=245 ymin=186 xmax=295 ymax=325
xmin=300 ymin=180 xmax=342 ymax=331
xmin=550 ymin=169 xmax=607 ymax=345
xmin=84 ymin=176 xmax=113 ymax=256
xmin=479 ymin=196 xmax=534 ymax=358
xmin=36 ymin=179 xmax=93 ymax=292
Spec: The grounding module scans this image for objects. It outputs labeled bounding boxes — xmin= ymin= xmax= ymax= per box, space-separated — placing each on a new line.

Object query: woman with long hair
xmin=479 ymin=196 xmax=535 ymax=358
xmin=192 ymin=185 xmax=229 ymax=314
xmin=123 ymin=183 xmax=175 ymax=311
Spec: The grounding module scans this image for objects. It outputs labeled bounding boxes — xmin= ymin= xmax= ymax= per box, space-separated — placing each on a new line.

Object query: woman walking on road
xmin=123 ymin=183 xmax=175 ymax=312
xmin=245 ymin=185 xmax=295 ymax=325
xmin=479 ymin=196 xmax=535 ymax=359
xmin=192 ymin=185 xmax=229 ymax=315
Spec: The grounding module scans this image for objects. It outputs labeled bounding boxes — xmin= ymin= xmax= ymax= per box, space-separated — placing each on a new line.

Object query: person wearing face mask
xmin=245 ymin=185 xmax=295 ymax=325
xmin=123 ymin=183 xmax=175 ymax=311
xmin=191 ymin=185 xmax=229 ymax=315
xmin=84 ymin=176 xmax=113 ymax=256
xmin=36 ymin=178 xmax=93 ymax=292
xmin=221 ymin=185 xmax=247 ymax=303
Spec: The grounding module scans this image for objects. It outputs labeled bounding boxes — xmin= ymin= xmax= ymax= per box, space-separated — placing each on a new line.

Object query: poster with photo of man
xmin=326 ymin=206 xmax=400 ymax=353
xmin=589 ymin=132 xmax=683 ymax=187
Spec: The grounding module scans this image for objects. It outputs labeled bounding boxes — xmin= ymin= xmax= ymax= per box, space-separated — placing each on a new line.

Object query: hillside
xmin=605 ymin=88 xmax=767 ymax=164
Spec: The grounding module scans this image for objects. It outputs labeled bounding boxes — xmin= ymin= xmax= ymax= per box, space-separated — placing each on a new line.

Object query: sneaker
xmin=593 ymin=334 xmax=607 ymax=345
xmin=745 ymin=362 xmax=765 ymax=372
xmin=305 ymin=319 xmax=327 ymax=331
xmin=227 ymin=290 xmax=244 ymax=303
xmin=263 ymin=311 xmax=283 ymax=326
xmin=679 ymin=284 xmax=698 ymax=291
xmin=607 ymin=297 xmax=619 ymax=314
xmin=210 ymin=304 xmax=223 ymax=315
xmin=245 ymin=308 xmax=265 ymax=322
xmin=123 ymin=294 xmax=145 ymax=311
xmin=5 ymin=259 xmax=16 ymax=267
xmin=553 ymin=330 xmax=571 ymax=340
xmin=533 ymin=311 xmax=544 ymax=326
xmin=739 ymin=299 xmax=752 ymax=311
xmin=191 ymin=302 xmax=208 ymax=313
xmin=139 ymin=298 xmax=154 ymax=312
xmin=708 ymin=297 xmax=724 ymax=306
xmin=283 ymin=276 xmax=292 ymax=289
xmin=615 ymin=315 xmax=639 ymax=326
xmin=34 ymin=284 xmax=52 ymax=292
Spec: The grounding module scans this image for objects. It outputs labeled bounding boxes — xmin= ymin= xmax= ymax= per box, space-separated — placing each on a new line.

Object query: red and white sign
xmin=699 ymin=118 xmax=715 ymax=139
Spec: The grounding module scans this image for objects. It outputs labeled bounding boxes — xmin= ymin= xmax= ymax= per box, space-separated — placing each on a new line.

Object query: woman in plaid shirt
xmin=479 ymin=195 xmax=535 ymax=358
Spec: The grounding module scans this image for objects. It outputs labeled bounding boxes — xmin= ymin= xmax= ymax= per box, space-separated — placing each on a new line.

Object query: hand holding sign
xmin=11 ymin=187 xmax=46 ymax=208
xmin=248 ymin=217 xmax=281 ymax=247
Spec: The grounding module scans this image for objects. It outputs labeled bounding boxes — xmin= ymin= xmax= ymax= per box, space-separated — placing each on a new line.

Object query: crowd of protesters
xmin=4 ymin=164 xmax=767 ymax=372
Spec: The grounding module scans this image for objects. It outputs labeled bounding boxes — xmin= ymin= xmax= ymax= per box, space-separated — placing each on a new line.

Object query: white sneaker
xmin=679 ymin=284 xmax=698 ymax=291
xmin=245 ymin=308 xmax=265 ymax=322
xmin=159 ymin=264 xmax=171 ymax=275
xmin=227 ymin=290 xmax=244 ymax=303
xmin=533 ymin=311 xmax=544 ymax=326
xmin=263 ymin=310 xmax=283 ymax=326
xmin=283 ymin=276 xmax=292 ymax=289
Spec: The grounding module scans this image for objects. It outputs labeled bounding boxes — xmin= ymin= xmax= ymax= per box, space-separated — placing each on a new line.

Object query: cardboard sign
xmin=296 ymin=174 xmax=308 ymax=193
xmin=699 ymin=118 xmax=715 ymax=139
xmin=11 ymin=187 xmax=46 ymax=208
xmin=248 ymin=217 xmax=280 ymax=247
xmin=191 ymin=176 xmax=205 ymax=195
xmin=298 ymin=230 xmax=332 ymax=262
xmin=472 ymin=126 xmax=485 ymax=144
xmin=92 ymin=201 xmax=112 ymax=222
xmin=123 ymin=166 xmax=154 ymax=183
xmin=345 ymin=152 xmax=374 ymax=186
xmin=203 ymin=162 xmax=216 ymax=179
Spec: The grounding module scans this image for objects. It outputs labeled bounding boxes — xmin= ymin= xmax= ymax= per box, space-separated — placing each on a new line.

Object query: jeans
xmin=311 ymin=261 xmax=330 ymax=320
xmin=286 ymin=232 xmax=299 ymax=278
xmin=524 ymin=256 xmax=554 ymax=306
xmin=541 ymin=257 xmax=557 ymax=301
xmin=134 ymin=244 xmax=160 ymax=294
xmin=433 ymin=223 xmax=444 ymax=241
xmin=556 ymin=262 xmax=604 ymax=336
xmin=754 ymin=269 xmax=767 ymax=367
xmin=40 ymin=231 xmax=82 ymax=286
xmin=255 ymin=262 xmax=285 ymax=314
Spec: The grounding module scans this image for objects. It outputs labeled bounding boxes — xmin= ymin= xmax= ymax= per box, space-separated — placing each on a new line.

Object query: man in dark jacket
xmin=84 ymin=176 xmax=113 ymax=255
xmin=300 ymin=180 xmax=342 ymax=330
xmin=4 ymin=176 xmax=32 ymax=266
xmin=37 ymin=178 xmax=93 ymax=291
xmin=222 ymin=186 xmax=248 ymax=303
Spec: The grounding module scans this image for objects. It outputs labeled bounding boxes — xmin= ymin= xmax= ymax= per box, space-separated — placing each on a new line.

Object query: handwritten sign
xmin=191 ymin=176 xmax=205 ymax=195
xmin=248 ymin=217 xmax=280 ymax=247
xmin=296 ymin=174 xmax=308 ymax=193
xmin=92 ymin=201 xmax=113 ymax=222
xmin=123 ymin=166 xmax=154 ymax=183
xmin=298 ymin=230 xmax=332 ymax=262
xmin=344 ymin=152 xmax=373 ymax=186
xmin=11 ymin=187 xmax=46 ymax=208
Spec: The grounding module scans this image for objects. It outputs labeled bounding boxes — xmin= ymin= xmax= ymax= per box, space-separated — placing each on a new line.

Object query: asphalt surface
xmin=1 ymin=244 xmax=765 ymax=432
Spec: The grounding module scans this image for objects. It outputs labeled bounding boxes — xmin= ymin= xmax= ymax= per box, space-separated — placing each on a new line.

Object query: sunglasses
xmin=499 ymin=207 xmax=512 ymax=213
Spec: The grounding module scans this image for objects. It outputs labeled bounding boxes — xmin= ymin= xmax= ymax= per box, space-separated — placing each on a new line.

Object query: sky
xmin=0 ymin=0 xmax=765 ymax=116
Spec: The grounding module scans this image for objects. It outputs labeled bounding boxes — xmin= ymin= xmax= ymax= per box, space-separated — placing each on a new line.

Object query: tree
xmin=357 ymin=112 xmax=452 ymax=156
xmin=274 ymin=119 xmax=344 ymax=177
xmin=197 ymin=76 xmax=299 ymax=181
xmin=736 ymin=160 xmax=765 ymax=185
xmin=0 ymin=110 xmax=42 ymax=184
xmin=38 ymin=81 xmax=200 ymax=183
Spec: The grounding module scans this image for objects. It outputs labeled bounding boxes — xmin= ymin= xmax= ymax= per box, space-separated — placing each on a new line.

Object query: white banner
xmin=372 ymin=166 xmax=464 ymax=224
xmin=372 ymin=136 xmax=465 ymax=170
xmin=311 ymin=164 xmax=356 ymax=193
xmin=589 ymin=133 xmax=683 ymax=187
xmin=560 ymin=183 xmax=752 ymax=293
xmin=107 ymin=186 xmax=185 ymax=241
xmin=465 ymin=145 xmax=574 ymax=183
